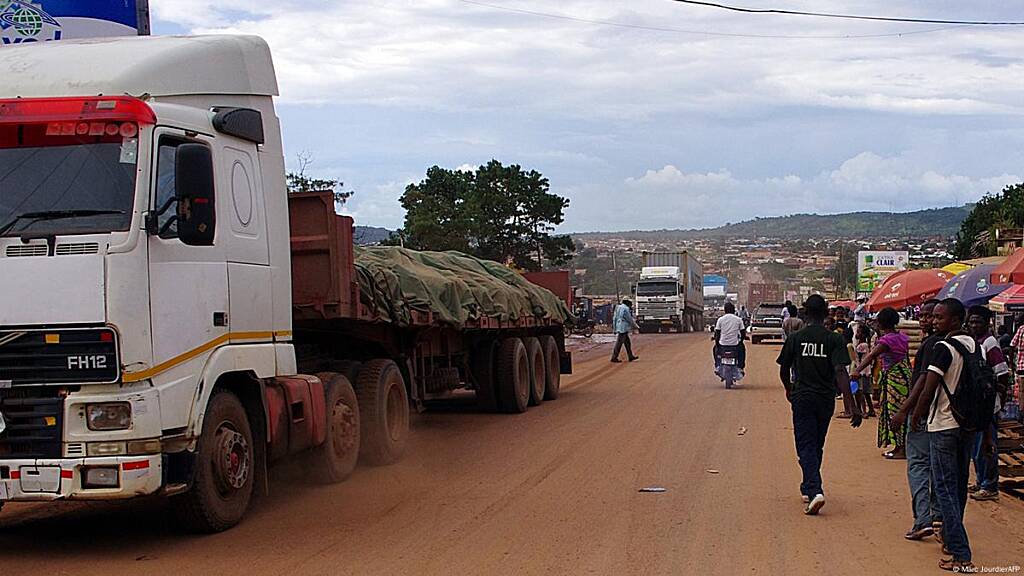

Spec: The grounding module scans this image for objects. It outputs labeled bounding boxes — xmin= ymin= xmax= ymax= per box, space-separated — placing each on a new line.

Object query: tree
xmin=954 ymin=183 xmax=1024 ymax=259
xmin=285 ymin=151 xmax=353 ymax=208
xmin=396 ymin=160 xmax=574 ymax=271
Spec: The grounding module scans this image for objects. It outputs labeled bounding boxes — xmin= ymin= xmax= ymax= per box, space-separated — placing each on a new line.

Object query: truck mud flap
xmin=560 ymin=351 xmax=573 ymax=375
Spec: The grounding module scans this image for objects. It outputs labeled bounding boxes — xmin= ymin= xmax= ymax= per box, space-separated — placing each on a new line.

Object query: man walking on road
xmin=610 ymin=299 xmax=639 ymax=363
xmin=777 ymin=294 xmax=862 ymax=515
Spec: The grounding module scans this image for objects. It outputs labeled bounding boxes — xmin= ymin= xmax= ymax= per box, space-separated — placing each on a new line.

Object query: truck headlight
xmin=86 ymin=403 xmax=132 ymax=431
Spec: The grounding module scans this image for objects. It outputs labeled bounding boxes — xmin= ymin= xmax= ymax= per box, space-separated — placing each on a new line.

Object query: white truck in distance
xmin=635 ymin=266 xmax=686 ymax=333
xmin=634 ymin=251 xmax=704 ymax=333
xmin=0 ymin=35 xmax=570 ymax=532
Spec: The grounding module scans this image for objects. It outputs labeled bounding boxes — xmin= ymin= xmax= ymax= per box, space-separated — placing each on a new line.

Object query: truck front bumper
xmin=0 ymin=455 xmax=162 ymax=502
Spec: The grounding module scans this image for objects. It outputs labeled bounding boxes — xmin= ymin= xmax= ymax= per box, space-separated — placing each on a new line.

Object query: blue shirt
xmin=613 ymin=304 xmax=635 ymax=334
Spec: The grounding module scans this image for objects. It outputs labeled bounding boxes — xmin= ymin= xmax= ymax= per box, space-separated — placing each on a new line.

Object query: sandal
xmin=836 ymin=412 xmax=852 ymax=419
xmin=939 ymin=558 xmax=974 ymax=572
xmin=883 ymin=450 xmax=906 ymax=460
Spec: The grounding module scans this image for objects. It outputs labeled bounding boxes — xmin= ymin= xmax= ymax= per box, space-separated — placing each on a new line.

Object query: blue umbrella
xmin=939 ymin=264 xmax=1011 ymax=307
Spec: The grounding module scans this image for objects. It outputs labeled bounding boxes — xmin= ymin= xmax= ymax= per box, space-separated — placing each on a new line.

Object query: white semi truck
xmin=634 ymin=252 xmax=704 ymax=333
xmin=0 ymin=35 xmax=570 ymax=532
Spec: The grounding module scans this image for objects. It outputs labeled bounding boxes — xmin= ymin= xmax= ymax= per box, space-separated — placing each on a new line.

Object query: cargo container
xmin=635 ymin=252 xmax=704 ymax=333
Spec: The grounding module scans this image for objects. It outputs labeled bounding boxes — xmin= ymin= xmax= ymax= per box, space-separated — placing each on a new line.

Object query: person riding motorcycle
xmin=714 ymin=301 xmax=747 ymax=377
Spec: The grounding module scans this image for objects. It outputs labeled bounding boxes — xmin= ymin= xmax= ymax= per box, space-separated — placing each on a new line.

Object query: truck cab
xmin=0 ymin=36 xmax=295 ymax=524
xmin=635 ymin=266 xmax=684 ymax=333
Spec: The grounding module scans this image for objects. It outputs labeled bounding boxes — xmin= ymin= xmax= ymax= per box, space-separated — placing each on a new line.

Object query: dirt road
xmin=2 ymin=334 xmax=1023 ymax=574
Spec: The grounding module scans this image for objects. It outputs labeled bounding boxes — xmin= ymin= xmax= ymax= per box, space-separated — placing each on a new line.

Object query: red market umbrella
xmin=866 ymin=269 xmax=953 ymax=312
xmin=989 ymin=284 xmax=1024 ymax=313
xmin=990 ymin=248 xmax=1024 ymax=285
xmin=831 ymin=300 xmax=857 ymax=310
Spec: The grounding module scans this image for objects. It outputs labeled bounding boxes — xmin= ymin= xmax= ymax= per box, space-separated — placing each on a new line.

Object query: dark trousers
xmin=930 ymin=428 xmax=975 ymax=562
xmin=713 ymin=343 xmax=746 ymax=369
xmin=791 ymin=394 xmax=834 ymax=498
xmin=972 ymin=418 xmax=999 ymax=491
xmin=611 ymin=332 xmax=635 ymax=360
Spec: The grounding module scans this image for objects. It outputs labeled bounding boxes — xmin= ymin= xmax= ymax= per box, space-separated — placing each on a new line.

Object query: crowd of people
xmin=776 ymin=296 xmax=1020 ymax=572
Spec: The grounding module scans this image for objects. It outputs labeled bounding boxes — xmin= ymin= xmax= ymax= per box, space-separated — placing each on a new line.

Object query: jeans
xmin=906 ymin=421 xmax=940 ymax=531
xmin=611 ymin=332 xmax=635 ymax=361
xmin=791 ymin=393 xmax=834 ymax=498
xmin=972 ymin=418 xmax=999 ymax=491
xmin=930 ymin=428 xmax=976 ymax=562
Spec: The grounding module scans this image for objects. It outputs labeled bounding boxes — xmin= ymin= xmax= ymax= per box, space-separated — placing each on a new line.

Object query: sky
xmin=149 ymin=1 xmax=1024 ymax=232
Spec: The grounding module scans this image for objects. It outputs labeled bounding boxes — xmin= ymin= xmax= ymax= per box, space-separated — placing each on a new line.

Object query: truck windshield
xmin=637 ymin=282 xmax=678 ymax=297
xmin=0 ymin=123 xmax=136 ymax=238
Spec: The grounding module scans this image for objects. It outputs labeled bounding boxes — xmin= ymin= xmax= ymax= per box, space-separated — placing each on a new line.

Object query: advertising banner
xmin=1 ymin=1 xmax=148 ymax=45
xmin=857 ymin=250 xmax=909 ymax=295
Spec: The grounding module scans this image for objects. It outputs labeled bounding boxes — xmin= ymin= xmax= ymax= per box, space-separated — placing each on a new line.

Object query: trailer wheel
xmin=540 ymin=335 xmax=561 ymax=400
xmin=523 ymin=337 xmax=545 ymax=407
xmin=331 ymin=361 xmax=363 ymax=389
xmin=497 ymin=338 xmax=530 ymax=413
xmin=355 ymin=359 xmax=409 ymax=466
xmin=473 ymin=340 xmax=499 ymax=412
xmin=171 ymin=390 xmax=254 ymax=533
xmin=307 ymin=372 xmax=360 ymax=483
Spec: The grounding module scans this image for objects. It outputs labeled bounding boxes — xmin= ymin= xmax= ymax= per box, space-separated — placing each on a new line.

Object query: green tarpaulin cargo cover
xmin=354 ymin=247 xmax=571 ymax=329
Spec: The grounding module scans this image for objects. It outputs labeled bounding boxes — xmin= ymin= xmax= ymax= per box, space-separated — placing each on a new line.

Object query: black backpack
xmin=938 ymin=338 xmax=997 ymax=433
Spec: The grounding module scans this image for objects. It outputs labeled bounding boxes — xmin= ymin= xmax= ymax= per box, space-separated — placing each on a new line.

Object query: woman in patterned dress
xmin=850 ymin=307 xmax=911 ymax=459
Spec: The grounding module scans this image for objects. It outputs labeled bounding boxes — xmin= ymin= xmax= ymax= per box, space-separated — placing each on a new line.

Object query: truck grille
xmin=0 ymin=390 xmax=63 ymax=459
xmin=0 ymin=328 xmax=119 ymax=385
xmin=639 ymin=304 xmax=676 ymax=317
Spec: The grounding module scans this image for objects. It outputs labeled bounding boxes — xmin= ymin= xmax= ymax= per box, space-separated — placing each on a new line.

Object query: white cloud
xmin=150 ymin=1 xmax=1024 ymax=231
xmin=578 ymin=152 xmax=1021 ymax=231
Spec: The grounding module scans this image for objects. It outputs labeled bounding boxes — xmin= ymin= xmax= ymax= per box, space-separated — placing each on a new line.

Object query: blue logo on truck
xmin=0 ymin=1 xmax=61 ymax=43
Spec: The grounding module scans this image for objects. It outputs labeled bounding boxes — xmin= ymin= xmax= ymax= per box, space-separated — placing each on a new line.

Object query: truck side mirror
xmin=175 ymin=143 xmax=216 ymax=246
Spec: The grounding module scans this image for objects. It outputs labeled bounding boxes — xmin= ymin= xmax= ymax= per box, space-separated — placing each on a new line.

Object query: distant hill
xmin=354 ymin=226 xmax=393 ymax=245
xmin=575 ymin=206 xmax=971 ymax=240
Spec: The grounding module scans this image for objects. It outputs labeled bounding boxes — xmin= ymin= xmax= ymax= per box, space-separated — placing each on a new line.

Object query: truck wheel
xmin=473 ymin=341 xmax=499 ymax=412
xmin=308 ymin=372 xmax=360 ymax=483
xmin=355 ymin=360 xmax=409 ymax=466
xmin=523 ymin=337 xmax=545 ymax=407
xmin=331 ymin=361 xmax=363 ymax=388
xmin=171 ymin=390 xmax=254 ymax=533
xmin=541 ymin=335 xmax=561 ymax=400
xmin=497 ymin=338 xmax=530 ymax=413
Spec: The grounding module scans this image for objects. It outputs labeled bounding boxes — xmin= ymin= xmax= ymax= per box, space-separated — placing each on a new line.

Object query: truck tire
xmin=523 ymin=337 xmax=545 ymax=407
xmin=541 ymin=335 xmax=561 ymax=400
xmin=307 ymin=372 xmax=360 ymax=483
xmin=331 ymin=361 xmax=363 ymax=389
xmin=497 ymin=338 xmax=530 ymax=413
xmin=171 ymin=390 xmax=254 ymax=533
xmin=473 ymin=340 xmax=499 ymax=412
xmin=354 ymin=359 xmax=409 ymax=466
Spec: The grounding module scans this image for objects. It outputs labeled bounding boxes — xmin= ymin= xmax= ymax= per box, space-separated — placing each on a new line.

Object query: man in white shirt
xmin=911 ymin=298 xmax=976 ymax=573
xmin=715 ymin=302 xmax=746 ymax=371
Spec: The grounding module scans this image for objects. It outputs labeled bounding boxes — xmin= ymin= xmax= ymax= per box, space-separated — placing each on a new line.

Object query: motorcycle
xmin=715 ymin=345 xmax=744 ymax=389
xmin=565 ymin=317 xmax=595 ymax=338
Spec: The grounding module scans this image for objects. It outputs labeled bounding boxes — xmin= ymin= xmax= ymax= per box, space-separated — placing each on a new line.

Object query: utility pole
xmin=612 ymin=251 xmax=622 ymax=303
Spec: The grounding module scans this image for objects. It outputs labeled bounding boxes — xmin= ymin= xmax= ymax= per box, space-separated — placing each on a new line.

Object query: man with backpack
xmin=911 ymin=298 xmax=996 ymax=572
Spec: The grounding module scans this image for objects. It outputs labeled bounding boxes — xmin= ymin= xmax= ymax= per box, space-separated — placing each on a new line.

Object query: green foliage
xmin=576 ymin=206 xmax=972 ymax=242
xmin=396 ymin=160 xmax=573 ymax=271
xmin=286 ymin=172 xmax=353 ymax=207
xmin=954 ymin=183 xmax=1024 ymax=259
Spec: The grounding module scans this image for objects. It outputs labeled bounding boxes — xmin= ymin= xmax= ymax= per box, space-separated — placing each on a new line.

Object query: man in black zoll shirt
xmin=777 ymin=295 xmax=863 ymax=516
